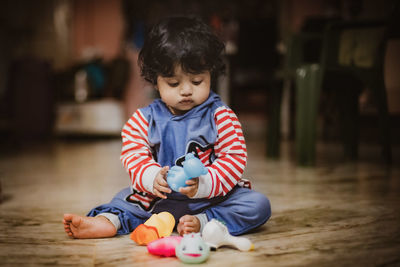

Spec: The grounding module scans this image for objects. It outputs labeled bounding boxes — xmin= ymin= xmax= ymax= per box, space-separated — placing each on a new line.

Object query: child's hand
xmin=179 ymin=178 xmax=199 ymax=198
xmin=153 ymin=166 xmax=171 ymax=199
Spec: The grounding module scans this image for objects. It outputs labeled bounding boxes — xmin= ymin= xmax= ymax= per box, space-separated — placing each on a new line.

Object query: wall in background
xmin=72 ymin=0 xmax=124 ymax=62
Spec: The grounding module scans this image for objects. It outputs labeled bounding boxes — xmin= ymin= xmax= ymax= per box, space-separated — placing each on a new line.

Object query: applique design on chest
xmin=125 ymin=189 xmax=158 ymax=211
xmin=175 ymin=141 xmax=215 ymax=167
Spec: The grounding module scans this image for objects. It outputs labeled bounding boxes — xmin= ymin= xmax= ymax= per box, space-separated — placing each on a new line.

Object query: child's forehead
xmin=162 ymin=65 xmax=209 ymax=78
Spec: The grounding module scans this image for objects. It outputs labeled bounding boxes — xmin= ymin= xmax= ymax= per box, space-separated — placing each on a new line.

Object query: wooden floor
xmin=0 ymin=135 xmax=399 ymax=266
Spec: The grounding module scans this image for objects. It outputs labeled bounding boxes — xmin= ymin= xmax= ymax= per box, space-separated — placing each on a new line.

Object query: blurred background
xmin=2 ymin=2 xmax=400 ymax=264
xmin=0 ymin=0 xmax=399 ymax=163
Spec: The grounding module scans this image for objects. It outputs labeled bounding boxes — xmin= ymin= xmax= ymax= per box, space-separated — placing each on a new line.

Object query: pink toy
xmin=147 ymin=236 xmax=183 ymax=257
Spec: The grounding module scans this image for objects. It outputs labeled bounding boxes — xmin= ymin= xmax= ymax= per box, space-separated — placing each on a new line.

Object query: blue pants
xmin=87 ymin=186 xmax=271 ymax=236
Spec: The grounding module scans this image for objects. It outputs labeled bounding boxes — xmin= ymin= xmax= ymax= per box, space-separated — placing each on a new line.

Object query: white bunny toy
xmin=202 ymin=219 xmax=254 ymax=251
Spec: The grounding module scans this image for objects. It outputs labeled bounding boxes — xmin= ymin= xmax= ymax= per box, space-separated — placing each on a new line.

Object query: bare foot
xmin=177 ymin=215 xmax=200 ymax=235
xmin=63 ymin=214 xmax=117 ymax=239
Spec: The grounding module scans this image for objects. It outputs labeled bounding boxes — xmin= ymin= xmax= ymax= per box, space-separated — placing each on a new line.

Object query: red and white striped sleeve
xmin=120 ymin=110 xmax=161 ymax=194
xmin=194 ymin=106 xmax=247 ymax=198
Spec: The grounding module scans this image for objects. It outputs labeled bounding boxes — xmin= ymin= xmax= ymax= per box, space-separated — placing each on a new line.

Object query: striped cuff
xmin=194 ymin=213 xmax=209 ymax=233
xmin=141 ymin=165 xmax=162 ymax=194
xmin=192 ymin=173 xmax=212 ymax=199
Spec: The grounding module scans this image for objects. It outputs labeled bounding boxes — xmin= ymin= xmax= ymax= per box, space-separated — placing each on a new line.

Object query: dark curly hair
xmin=138 ymin=16 xmax=226 ymax=85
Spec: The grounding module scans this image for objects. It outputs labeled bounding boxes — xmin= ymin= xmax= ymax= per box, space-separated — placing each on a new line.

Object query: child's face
xmin=156 ymin=65 xmax=211 ymax=115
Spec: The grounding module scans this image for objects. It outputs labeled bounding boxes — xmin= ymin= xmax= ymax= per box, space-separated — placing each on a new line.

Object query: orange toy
xmin=130 ymin=212 xmax=175 ymax=245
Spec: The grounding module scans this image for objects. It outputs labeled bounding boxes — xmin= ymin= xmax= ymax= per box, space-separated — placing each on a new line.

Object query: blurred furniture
xmin=229 ymin=18 xmax=279 ymax=114
xmin=6 ymin=58 xmax=54 ymax=143
xmin=267 ymin=30 xmax=323 ymax=158
xmin=55 ymin=99 xmax=125 ymax=136
xmin=294 ymin=20 xmax=391 ymax=165
xmin=227 ymin=18 xmax=281 ymax=157
xmin=54 ymin=56 xmax=129 ymax=136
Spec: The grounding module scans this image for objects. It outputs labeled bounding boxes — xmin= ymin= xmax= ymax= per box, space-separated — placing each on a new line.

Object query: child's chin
xmin=172 ymin=106 xmax=192 ymax=115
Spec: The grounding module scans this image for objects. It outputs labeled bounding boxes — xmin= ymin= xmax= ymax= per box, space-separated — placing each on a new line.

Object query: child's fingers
xmin=179 ymin=186 xmax=193 ymax=195
xmin=182 ymin=221 xmax=197 ymax=234
xmin=185 ymin=178 xmax=198 ymax=185
xmin=183 ymin=226 xmax=196 ymax=234
xmin=184 ymin=221 xmax=196 ymax=228
xmin=180 ymin=178 xmax=198 ymax=197
xmin=155 ymin=182 xmax=171 ymax=194
xmin=179 ymin=216 xmax=194 ymax=233
xmin=180 ymin=185 xmax=197 ymax=197
xmin=179 ymin=216 xmax=186 ymax=223
xmin=154 ymin=188 xmax=167 ymax=199
xmin=158 ymin=177 xmax=169 ymax=187
xmin=159 ymin=184 xmax=172 ymax=193
xmin=159 ymin=167 xmax=171 ymax=186
xmin=159 ymin=166 xmax=169 ymax=176
xmin=154 ymin=166 xmax=171 ymax=194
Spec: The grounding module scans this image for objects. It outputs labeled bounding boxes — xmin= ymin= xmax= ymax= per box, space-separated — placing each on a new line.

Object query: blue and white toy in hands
xmin=167 ymin=153 xmax=208 ymax=192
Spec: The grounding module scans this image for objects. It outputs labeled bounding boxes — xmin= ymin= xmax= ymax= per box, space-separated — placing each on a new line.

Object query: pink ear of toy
xmin=147 ymin=236 xmax=183 ymax=257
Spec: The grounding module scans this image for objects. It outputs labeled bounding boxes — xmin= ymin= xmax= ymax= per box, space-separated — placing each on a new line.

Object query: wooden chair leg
xmin=370 ymin=77 xmax=392 ymax=164
xmin=337 ymin=78 xmax=361 ymax=161
xmin=295 ymin=64 xmax=322 ymax=166
xmin=266 ymin=83 xmax=282 ymax=158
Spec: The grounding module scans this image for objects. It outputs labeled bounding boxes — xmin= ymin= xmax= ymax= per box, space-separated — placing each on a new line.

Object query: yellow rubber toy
xmin=131 ymin=212 xmax=175 ymax=245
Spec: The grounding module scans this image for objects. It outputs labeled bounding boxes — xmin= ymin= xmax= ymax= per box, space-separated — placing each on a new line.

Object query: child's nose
xmin=180 ymin=83 xmax=193 ymax=96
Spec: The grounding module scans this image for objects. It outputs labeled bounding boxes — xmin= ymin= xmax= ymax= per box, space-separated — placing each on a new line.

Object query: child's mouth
xmin=180 ymin=99 xmax=193 ymax=104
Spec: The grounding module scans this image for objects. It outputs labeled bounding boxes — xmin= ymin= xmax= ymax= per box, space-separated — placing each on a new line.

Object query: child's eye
xmin=168 ymin=82 xmax=179 ymax=87
xmin=192 ymin=80 xmax=203 ymax=85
